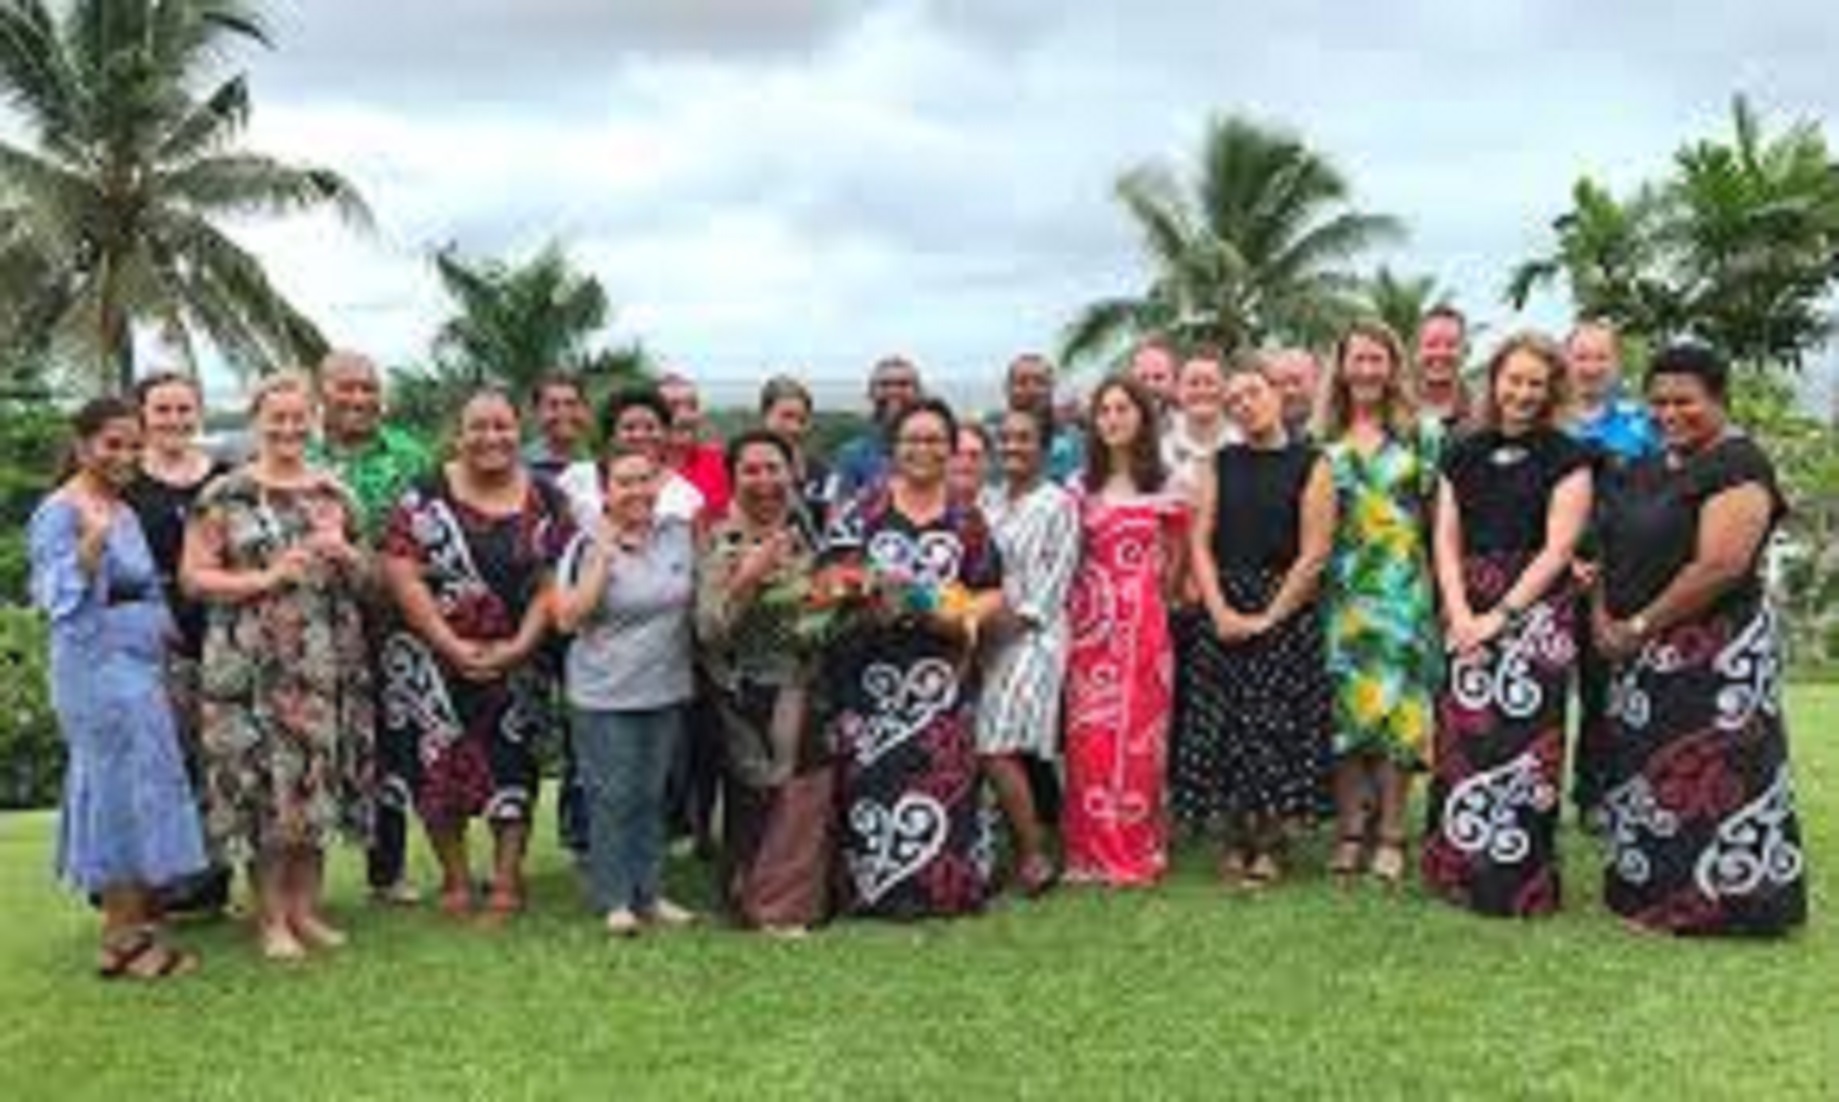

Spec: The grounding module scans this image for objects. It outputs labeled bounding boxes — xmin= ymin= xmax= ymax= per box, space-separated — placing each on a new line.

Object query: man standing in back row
xmin=833 ymin=354 xmax=923 ymax=499
xmin=311 ymin=350 xmax=433 ymax=906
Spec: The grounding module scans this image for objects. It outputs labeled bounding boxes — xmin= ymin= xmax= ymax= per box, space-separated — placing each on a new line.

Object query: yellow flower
xmin=1393 ymin=696 xmax=1429 ymax=752
xmin=1349 ymin=675 xmax=1390 ymax=727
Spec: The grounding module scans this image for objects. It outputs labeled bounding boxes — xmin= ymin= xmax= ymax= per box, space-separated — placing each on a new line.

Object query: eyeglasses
xmin=897 ymin=434 xmax=950 ymax=448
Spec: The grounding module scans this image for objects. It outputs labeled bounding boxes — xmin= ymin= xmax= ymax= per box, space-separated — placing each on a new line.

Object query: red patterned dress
xmin=1062 ymin=488 xmax=1185 ymax=886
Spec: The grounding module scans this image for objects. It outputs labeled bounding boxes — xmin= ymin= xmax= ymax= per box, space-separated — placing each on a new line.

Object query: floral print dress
xmin=193 ymin=469 xmax=375 ymax=862
xmin=1323 ymin=422 xmax=1443 ymax=767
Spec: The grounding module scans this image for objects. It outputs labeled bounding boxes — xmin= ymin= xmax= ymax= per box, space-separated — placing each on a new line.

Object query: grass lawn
xmin=2 ymin=690 xmax=1836 ymax=1101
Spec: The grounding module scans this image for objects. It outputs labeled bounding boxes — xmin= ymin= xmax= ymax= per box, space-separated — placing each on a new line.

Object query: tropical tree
xmin=0 ymin=0 xmax=372 ymax=393
xmin=1507 ymin=95 xmax=1839 ymax=371
xmin=1360 ymin=266 xmax=1453 ymax=347
xmin=1062 ymin=114 xmax=1403 ymax=367
xmin=430 ymin=240 xmax=614 ymax=392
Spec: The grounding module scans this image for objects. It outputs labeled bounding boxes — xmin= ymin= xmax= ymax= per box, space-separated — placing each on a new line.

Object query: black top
xmin=1598 ymin=435 xmax=1785 ymax=618
xmin=123 ymin=459 xmax=228 ymax=658
xmin=1212 ymin=441 xmax=1318 ymax=572
xmin=1442 ymin=427 xmax=1589 ymax=556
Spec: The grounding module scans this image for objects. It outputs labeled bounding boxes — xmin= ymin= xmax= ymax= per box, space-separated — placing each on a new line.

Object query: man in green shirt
xmin=311 ymin=350 xmax=432 ymax=904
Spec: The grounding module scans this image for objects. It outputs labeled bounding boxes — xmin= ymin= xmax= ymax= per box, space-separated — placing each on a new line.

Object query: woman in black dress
xmin=1178 ymin=356 xmax=1336 ymax=886
xmin=123 ymin=372 xmax=232 ymax=915
xmin=1421 ymin=333 xmax=1592 ymax=917
xmin=1595 ymin=343 xmax=1807 ymax=937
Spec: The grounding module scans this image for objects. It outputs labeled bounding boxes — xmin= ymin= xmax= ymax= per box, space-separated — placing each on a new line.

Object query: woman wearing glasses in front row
xmin=1594 ymin=343 xmax=1808 ymax=937
xmin=823 ymin=397 xmax=1005 ymax=920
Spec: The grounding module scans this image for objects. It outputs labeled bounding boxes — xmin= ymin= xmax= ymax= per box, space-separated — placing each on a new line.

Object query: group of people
xmin=29 ymin=308 xmax=1810 ymax=980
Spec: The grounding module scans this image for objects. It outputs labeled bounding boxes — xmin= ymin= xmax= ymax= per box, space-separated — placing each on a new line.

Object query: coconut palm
xmin=0 ymin=0 xmax=370 ymax=392
xmin=430 ymin=240 xmax=615 ymax=393
xmin=1361 ymin=266 xmax=1454 ymax=347
xmin=1508 ymin=95 xmax=1839 ymax=370
xmin=1062 ymin=114 xmax=1403 ymax=367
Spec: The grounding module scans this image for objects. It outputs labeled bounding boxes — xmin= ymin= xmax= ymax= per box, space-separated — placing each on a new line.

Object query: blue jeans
xmin=572 ymin=706 xmax=683 ymax=914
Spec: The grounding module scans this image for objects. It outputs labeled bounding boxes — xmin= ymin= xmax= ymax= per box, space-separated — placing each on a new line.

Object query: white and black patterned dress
xmin=1420 ymin=428 xmax=1588 ymax=916
xmin=1172 ymin=442 xmax=1332 ymax=826
xmin=1595 ymin=436 xmax=1807 ymax=936
xmin=977 ymin=481 xmax=1079 ymax=758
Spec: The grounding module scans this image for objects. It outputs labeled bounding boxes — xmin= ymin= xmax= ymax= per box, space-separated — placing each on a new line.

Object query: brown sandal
xmin=98 ymin=929 xmax=199 ymax=981
xmin=1329 ymin=834 xmax=1366 ymax=883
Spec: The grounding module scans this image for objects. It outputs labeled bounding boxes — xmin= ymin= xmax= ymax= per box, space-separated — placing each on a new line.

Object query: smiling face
xmin=660 ymin=377 xmax=703 ymax=447
xmin=1094 ymin=383 xmax=1145 ymax=452
xmin=80 ymin=415 xmax=144 ymax=491
xmin=1341 ymin=332 xmax=1399 ymax=414
xmin=319 ymin=356 xmax=382 ymax=445
xmin=1492 ymin=348 xmax=1557 ymax=435
xmin=613 ymin=403 xmax=667 ymax=462
xmin=1128 ymin=344 xmax=1176 ymax=406
xmin=1647 ymin=371 xmax=1725 ymax=454
xmin=458 ymin=392 xmax=522 ymax=478
xmin=1006 ymin=356 xmax=1054 ymax=414
xmin=1177 ymin=356 xmax=1227 ymax=421
xmin=997 ymin=409 xmax=1045 ymax=485
xmin=139 ymin=378 xmax=202 ymax=455
xmin=603 ymin=451 xmax=660 ymax=530
xmin=254 ymin=383 xmax=314 ymax=467
xmin=1415 ymin=314 xmax=1465 ymax=388
xmin=869 ymin=361 xmax=920 ymax=423
xmin=893 ymin=407 xmax=952 ymax=488
xmin=1565 ymin=324 xmax=1619 ymax=409
xmin=732 ymin=439 xmax=792 ymax=520
xmin=947 ymin=425 xmax=989 ymax=502
xmin=535 ymin=381 xmax=590 ymax=453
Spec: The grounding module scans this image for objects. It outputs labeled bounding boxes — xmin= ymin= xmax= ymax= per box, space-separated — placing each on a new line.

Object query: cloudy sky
xmin=206 ymin=0 xmax=1839 ymax=409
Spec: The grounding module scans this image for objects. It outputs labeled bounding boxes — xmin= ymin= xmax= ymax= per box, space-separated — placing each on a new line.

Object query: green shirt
xmin=310 ymin=425 xmax=433 ymax=542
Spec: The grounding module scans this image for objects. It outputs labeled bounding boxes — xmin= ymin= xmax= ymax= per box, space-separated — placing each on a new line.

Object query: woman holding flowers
xmin=698 ymin=430 xmax=832 ymax=934
xmin=822 ymin=397 xmax=1005 ymax=919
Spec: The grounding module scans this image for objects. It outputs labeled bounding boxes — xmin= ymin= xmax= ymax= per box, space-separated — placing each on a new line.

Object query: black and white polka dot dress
xmin=1172 ymin=442 xmax=1333 ymax=826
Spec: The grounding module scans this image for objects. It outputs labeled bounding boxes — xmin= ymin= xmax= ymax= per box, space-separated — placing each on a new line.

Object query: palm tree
xmin=1361 ymin=266 xmax=1452 ymax=346
xmin=1508 ymin=96 xmax=1839 ymax=370
xmin=0 ymin=0 xmax=370 ymax=393
xmin=1062 ymin=114 xmax=1403 ymax=367
xmin=430 ymin=240 xmax=615 ymax=393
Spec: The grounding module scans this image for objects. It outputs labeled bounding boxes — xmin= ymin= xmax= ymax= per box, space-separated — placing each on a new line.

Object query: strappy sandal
xmin=438 ymin=884 xmax=475 ymax=920
xmin=1329 ymin=834 xmax=1366 ymax=884
xmin=1370 ymin=834 xmax=1409 ymax=889
xmin=1016 ymin=855 xmax=1060 ymax=899
xmin=475 ymin=886 xmax=523 ymax=930
xmin=98 ymin=929 xmax=199 ymax=981
xmin=1243 ymin=851 xmax=1282 ymax=891
xmin=1217 ymin=847 xmax=1250 ymax=888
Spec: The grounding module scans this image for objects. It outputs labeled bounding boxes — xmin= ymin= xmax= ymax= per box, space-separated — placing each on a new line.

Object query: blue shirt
xmin=1570 ymin=395 xmax=1659 ymax=463
xmin=832 ymin=431 xmax=891 ymax=499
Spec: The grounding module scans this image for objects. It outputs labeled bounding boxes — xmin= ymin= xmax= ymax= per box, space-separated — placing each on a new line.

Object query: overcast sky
xmin=195 ymin=0 xmax=1839 ymax=409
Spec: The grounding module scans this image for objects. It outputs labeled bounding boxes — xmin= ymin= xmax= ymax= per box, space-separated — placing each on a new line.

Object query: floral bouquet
xmin=760 ymin=558 xmax=971 ymax=650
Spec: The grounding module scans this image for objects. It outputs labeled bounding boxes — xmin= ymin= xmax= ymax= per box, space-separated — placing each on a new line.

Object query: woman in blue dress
xmin=29 ymin=397 xmax=207 ymax=979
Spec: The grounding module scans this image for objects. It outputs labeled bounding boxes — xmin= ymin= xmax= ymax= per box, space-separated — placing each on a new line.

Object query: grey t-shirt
xmin=560 ymin=518 xmax=696 ymax=712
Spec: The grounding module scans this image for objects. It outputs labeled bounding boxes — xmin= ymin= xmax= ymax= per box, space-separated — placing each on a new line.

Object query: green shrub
xmin=0 ymin=607 xmax=61 ymax=809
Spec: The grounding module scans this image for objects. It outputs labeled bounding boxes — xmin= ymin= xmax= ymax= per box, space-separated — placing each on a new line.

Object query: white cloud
xmin=183 ymin=0 xmax=1839 ymax=410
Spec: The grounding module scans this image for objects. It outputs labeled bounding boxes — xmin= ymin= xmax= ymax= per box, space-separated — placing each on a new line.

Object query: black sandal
xmin=98 ymin=930 xmax=198 ymax=981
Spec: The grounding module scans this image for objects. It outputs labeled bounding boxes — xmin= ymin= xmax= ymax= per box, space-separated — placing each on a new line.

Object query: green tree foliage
xmin=1361 ymin=266 xmax=1453 ymax=350
xmin=1062 ymin=114 xmax=1402 ymax=368
xmin=0 ymin=0 xmax=372 ymax=393
xmin=1508 ymin=95 xmax=1839 ymax=371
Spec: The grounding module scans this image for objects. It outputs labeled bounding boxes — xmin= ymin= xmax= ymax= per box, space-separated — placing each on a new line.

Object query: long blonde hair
xmin=1317 ymin=320 xmax=1418 ymax=440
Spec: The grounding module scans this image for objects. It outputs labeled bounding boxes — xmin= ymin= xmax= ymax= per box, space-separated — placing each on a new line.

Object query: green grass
xmin=3 ymin=692 xmax=1837 ymax=1101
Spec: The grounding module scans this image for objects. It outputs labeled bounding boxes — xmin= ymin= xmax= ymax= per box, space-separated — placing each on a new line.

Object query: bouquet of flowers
xmin=760 ymin=558 xmax=971 ymax=650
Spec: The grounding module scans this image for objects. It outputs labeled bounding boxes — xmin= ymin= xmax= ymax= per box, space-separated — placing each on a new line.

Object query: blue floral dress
xmin=29 ymin=498 xmax=206 ymax=893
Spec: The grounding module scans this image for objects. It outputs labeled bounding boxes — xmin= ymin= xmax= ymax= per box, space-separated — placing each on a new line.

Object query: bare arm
xmin=552 ymin=535 xmax=615 ymax=634
xmin=180 ymin=512 xmax=303 ymax=604
xmin=1259 ymin=457 xmax=1336 ymax=628
xmin=380 ymin=551 xmax=477 ymax=668
xmin=1603 ymin=483 xmax=1773 ymax=658
xmin=1188 ymin=455 xmax=1246 ymax=637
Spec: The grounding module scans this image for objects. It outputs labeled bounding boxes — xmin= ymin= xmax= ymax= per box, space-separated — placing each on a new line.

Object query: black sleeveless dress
xmin=1172 ymin=442 xmax=1332 ymax=826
